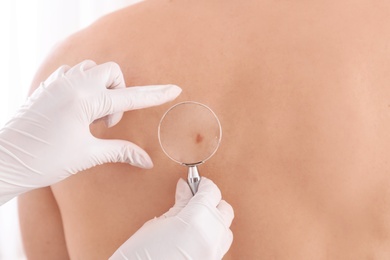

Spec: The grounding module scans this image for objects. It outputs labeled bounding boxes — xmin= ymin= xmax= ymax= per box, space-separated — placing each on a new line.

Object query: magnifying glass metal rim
xmin=158 ymin=101 xmax=222 ymax=166
xmin=158 ymin=101 xmax=222 ymax=195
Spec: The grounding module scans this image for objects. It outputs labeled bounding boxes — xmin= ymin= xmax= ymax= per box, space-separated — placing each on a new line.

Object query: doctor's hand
xmin=110 ymin=177 xmax=234 ymax=260
xmin=0 ymin=60 xmax=181 ymax=205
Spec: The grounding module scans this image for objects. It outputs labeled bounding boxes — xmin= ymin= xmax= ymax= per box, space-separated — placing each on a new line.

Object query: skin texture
xmin=19 ymin=0 xmax=390 ymax=259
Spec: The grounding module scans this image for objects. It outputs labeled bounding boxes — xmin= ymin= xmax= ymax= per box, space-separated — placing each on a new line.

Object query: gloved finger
xmin=220 ymin=229 xmax=234 ymax=258
xmin=85 ymin=61 xmax=125 ymax=90
xmin=90 ymin=138 xmax=153 ymax=169
xmin=32 ymin=61 xmax=89 ymax=102
xmin=216 ymin=200 xmax=234 ymax=227
xmin=47 ymin=64 xmax=71 ymax=81
xmin=163 ymin=178 xmax=193 ymax=218
xmin=92 ymin=84 xmax=182 ymax=126
xmin=41 ymin=64 xmax=71 ymax=90
xmin=65 ymin=60 xmax=97 ymax=75
xmin=94 ymin=62 xmax=127 ymax=127
xmin=188 ymin=177 xmax=222 ymax=208
xmin=174 ymin=178 xmax=193 ymax=207
xmin=63 ymin=61 xmax=124 ymax=127
xmin=28 ymin=64 xmax=72 ymax=101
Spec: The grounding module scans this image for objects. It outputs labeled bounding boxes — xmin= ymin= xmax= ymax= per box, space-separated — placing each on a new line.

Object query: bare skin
xmin=19 ymin=0 xmax=390 ymax=259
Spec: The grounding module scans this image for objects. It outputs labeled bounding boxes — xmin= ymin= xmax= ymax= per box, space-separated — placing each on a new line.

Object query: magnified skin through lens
xmin=158 ymin=102 xmax=221 ymax=165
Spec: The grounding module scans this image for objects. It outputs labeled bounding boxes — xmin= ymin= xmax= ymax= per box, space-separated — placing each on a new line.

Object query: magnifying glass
xmin=158 ymin=101 xmax=222 ymax=194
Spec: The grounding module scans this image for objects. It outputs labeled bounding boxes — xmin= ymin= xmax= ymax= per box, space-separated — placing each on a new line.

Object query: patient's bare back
xmin=19 ymin=1 xmax=390 ymax=259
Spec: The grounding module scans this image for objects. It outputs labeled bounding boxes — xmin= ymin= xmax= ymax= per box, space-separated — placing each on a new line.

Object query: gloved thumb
xmin=90 ymin=138 xmax=153 ymax=169
xmin=162 ymin=178 xmax=193 ymax=218
xmin=189 ymin=177 xmax=222 ymax=208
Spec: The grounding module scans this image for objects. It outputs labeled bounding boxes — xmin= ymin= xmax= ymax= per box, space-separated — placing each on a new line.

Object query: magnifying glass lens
xmin=158 ymin=102 xmax=222 ymax=165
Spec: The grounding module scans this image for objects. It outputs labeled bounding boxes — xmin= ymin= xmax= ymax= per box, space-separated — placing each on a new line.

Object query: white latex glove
xmin=110 ymin=177 xmax=234 ymax=260
xmin=0 ymin=60 xmax=181 ymax=205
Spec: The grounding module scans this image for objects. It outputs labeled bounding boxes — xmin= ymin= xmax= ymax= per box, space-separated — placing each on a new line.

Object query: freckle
xmin=196 ymin=134 xmax=203 ymax=144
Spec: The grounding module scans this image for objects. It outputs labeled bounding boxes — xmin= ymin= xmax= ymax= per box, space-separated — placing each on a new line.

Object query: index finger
xmin=93 ymin=84 xmax=182 ymax=120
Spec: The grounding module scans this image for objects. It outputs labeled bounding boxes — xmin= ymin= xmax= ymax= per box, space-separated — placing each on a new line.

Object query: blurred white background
xmin=0 ymin=1 xmax=142 ymax=259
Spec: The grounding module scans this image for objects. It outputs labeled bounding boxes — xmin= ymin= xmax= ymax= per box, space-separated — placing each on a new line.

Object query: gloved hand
xmin=110 ymin=177 xmax=234 ymax=260
xmin=0 ymin=60 xmax=181 ymax=205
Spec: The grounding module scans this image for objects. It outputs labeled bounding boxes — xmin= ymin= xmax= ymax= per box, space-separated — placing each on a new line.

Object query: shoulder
xmin=29 ymin=1 xmax=154 ymax=92
xmin=30 ymin=29 xmax=98 ymax=93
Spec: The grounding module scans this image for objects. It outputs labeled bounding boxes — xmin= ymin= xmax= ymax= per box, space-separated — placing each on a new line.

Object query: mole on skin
xmin=196 ymin=133 xmax=203 ymax=144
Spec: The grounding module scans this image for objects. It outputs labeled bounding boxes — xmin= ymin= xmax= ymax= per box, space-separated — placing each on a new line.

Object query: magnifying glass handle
xmin=187 ymin=165 xmax=200 ymax=195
